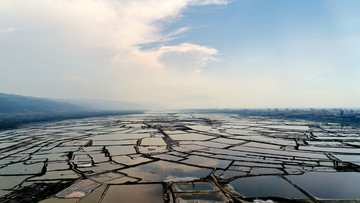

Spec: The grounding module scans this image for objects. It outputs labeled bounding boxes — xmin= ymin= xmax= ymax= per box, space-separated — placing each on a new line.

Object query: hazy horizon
xmin=1 ymin=0 xmax=359 ymax=109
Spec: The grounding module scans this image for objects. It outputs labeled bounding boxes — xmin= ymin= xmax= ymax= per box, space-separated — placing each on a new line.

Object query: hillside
xmin=0 ymin=93 xmax=143 ymax=129
xmin=0 ymin=93 xmax=82 ymax=114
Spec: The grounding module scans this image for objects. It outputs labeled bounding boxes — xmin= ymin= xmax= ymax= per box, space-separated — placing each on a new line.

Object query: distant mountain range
xmin=58 ymin=98 xmax=152 ymax=111
xmin=0 ymin=92 xmax=156 ymax=114
xmin=0 ymin=92 xmax=146 ymax=129
xmin=0 ymin=93 xmax=83 ymax=114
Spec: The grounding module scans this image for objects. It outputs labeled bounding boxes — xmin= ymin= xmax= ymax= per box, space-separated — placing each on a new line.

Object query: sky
xmin=1 ymin=0 xmax=360 ymax=109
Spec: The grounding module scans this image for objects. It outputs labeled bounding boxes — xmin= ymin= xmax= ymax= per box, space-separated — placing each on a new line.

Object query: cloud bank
xmin=0 ymin=0 xmax=227 ymax=107
xmin=2 ymin=0 xmax=358 ymax=108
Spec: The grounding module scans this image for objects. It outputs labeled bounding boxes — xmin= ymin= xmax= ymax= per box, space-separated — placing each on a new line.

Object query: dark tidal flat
xmin=0 ymin=112 xmax=360 ymax=202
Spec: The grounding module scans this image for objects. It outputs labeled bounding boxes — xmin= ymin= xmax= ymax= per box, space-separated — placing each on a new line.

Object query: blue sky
xmin=1 ymin=0 xmax=359 ymax=108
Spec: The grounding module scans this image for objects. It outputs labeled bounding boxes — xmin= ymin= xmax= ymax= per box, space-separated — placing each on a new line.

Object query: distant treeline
xmin=0 ymin=111 xmax=144 ymax=130
xmin=187 ymin=109 xmax=360 ymax=128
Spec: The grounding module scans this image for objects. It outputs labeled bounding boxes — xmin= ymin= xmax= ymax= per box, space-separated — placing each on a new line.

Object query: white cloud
xmin=189 ymin=0 xmax=228 ymax=6
xmin=0 ymin=27 xmax=17 ymax=33
xmin=157 ymin=43 xmax=218 ymax=71
xmin=0 ymin=0 xmax=226 ymax=106
xmin=2 ymin=0 xmax=221 ymax=70
xmin=163 ymin=27 xmax=190 ymax=41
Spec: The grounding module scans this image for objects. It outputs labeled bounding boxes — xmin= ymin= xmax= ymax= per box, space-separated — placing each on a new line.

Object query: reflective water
xmin=332 ymin=154 xmax=360 ymax=166
xmin=140 ymin=137 xmax=166 ymax=146
xmin=173 ymin=183 xmax=215 ymax=192
xmin=0 ymin=162 xmax=44 ymax=175
xmin=169 ymin=133 xmax=214 ymax=141
xmin=106 ymin=146 xmax=136 ymax=156
xmin=118 ymin=160 xmax=212 ymax=182
xmin=176 ymin=193 xmax=226 ymax=202
xmin=287 ymin=172 xmax=360 ymax=200
xmin=0 ymin=175 xmax=30 ymax=189
xmin=77 ymin=184 xmax=107 ymax=203
xmin=181 ymin=155 xmax=232 ymax=169
xmin=1 ymin=113 xmax=360 ymax=202
xmin=101 ymin=184 xmax=163 ymax=203
xmin=230 ymin=175 xmax=308 ymax=199
xmin=28 ymin=170 xmax=80 ymax=181
xmin=56 ymin=179 xmax=100 ymax=198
